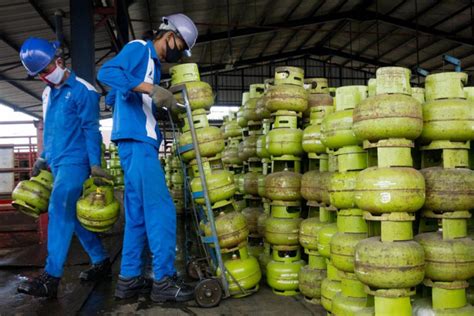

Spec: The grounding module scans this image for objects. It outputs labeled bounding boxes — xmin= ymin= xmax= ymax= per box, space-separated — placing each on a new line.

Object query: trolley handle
xmin=168 ymin=85 xmax=190 ymax=113
xmin=168 ymin=84 xmax=231 ymax=298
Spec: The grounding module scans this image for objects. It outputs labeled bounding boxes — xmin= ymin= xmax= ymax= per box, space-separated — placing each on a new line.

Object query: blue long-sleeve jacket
xmin=97 ymin=40 xmax=162 ymax=148
xmin=104 ymin=89 xmax=116 ymax=107
xmin=41 ymin=71 xmax=102 ymax=167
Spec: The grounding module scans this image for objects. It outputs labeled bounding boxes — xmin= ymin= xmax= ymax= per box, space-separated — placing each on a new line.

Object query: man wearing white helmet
xmin=97 ymin=13 xmax=197 ymax=302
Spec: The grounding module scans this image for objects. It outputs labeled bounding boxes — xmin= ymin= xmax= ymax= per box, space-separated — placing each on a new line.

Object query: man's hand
xmin=150 ymin=85 xmax=177 ymax=110
xmin=91 ymin=165 xmax=113 ymax=180
xmin=31 ymin=158 xmax=48 ymax=177
xmin=92 ymin=176 xmax=114 ymax=187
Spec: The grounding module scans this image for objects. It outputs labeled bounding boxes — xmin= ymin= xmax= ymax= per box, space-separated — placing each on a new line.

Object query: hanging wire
xmin=471 ymin=1 xmax=473 ymax=85
xmin=415 ymin=0 xmax=420 ymax=85
xmin=327 ymin=30 xmax=333 ymax=86
xmin=349 ymin=21 xmax=354 ymax=84
xmin=226 ymin=0 xmax=234 ymax=63
xmin=471 ymin=0 xmax=474 ymax=38
xmin=209 ymin=34 xmax=218 ymax=101
xmin=375 ymin=0 xmax=380 ymax=63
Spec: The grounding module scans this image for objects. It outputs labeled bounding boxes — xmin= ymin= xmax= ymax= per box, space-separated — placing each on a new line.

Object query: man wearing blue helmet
xmin=97 ymin=13 xmax=197 ymax=302
xmin=17 ymin=37 xmax=111 ymax=298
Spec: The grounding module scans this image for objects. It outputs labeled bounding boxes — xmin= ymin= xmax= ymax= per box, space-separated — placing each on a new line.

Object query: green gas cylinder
xmin=217 ymin=246 xmax=261 ymax=298
xmin=179 ymin=126 xmax=225 ymax=161
xmin=421 ymin=72 xmax=474 ymax=143
xmin=267 ymin=249 xmax=305 ymax=296
xmin=12 ymin=170 xmax=53 ymax=218
xmin=266 ymin=66 xmax=308 ymax=113
xmin=190 ymin=170 xmax=236 ymax=205
xmin=265 ymin=171 xmax=302 ymax=201
xmin=77 ymin=183 xmax=120 ymax=232
xmin=169 ymin=63 xmax=214 ymax=111
xmin=204 ymin=211 xmax=249 ymax=251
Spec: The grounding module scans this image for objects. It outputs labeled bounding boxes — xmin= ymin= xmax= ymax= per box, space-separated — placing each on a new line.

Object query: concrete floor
xmin=79 ymin=255 xmax=326 ymax=316
xmin=0 ymin=246 xmax=325 ymax=316
xmin=81 ymin=285 xmax=325 ymax=316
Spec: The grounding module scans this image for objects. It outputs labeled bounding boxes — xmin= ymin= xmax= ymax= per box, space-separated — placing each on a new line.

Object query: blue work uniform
xmin=41 ymin=71 xmax=108 ymax=277
xmin=98 ymin=40 xmax=176 ymax=280
xmin=104 ymin=89 xmax=116 ymax=108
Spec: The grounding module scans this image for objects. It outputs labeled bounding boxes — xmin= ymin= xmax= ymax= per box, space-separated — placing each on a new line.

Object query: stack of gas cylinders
xmin=298 ymin=77 xmax=334 ymax=304
xmin=107 ymin=142 xmax=124 ymax=188
xmin=238 ymin=84 xmax=267 ymax=265
xmin=163 ymin=148 xmax=187 ymax=275
xmin=263 ymin=66 xmax=307 ymax=296
xmin=165 ymin=149 xmax=185 ymax=215
xmin=221 ymin=111 xmax=245 ymax=212
xmin=223 ymin=65 xmax=474 ymax=315
xmin=309 ymin=67 xmax=474 ymax=316
xmin=321 ymin=85 xmax=371 ymax=314
xmin=412 ymin=71 xmax=474 ymax=315
xmin=171 ymin=63 xmax=261 ymax=298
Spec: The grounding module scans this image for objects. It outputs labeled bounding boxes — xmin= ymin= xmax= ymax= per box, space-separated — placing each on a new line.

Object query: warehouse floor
xmin=0 ymin=239 xmax=325 ymax=315
xmin=79 ymin=255 xmax=325 ymax=316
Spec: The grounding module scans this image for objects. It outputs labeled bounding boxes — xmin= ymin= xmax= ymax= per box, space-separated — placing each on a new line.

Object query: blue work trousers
xmin=117 ymin=140 xmax=176 ymax=280
xmin=45 ymin=164 xmax=108 ymax=277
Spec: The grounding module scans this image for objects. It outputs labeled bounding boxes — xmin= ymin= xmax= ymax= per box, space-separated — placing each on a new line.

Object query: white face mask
xmin=40 ymin=60 xmax=67 ymax=86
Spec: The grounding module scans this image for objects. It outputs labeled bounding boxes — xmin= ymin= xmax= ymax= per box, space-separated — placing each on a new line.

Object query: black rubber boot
xmin=79 ymin=258 xmax=112 ymax=281
xmin=17 ymin=272 xmax=60 ymax=298
xmin=114 ymin=276 xmax=152 ymax=299
xmin=150 ymin=276 xmax=194 ymax=303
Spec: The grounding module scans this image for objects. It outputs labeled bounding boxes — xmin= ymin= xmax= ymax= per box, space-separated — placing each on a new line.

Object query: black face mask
xmin=165 ymin=35 xmax=183 ymax=63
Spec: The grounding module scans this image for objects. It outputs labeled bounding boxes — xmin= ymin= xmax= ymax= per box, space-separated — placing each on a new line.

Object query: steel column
xmin=116 ymin=0 xmax=130 ymax=45
xmin=70 ymin=0 xmax=95 ymax=84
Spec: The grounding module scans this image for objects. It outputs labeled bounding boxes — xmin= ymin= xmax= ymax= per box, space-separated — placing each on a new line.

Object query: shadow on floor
xmin=0 ymin=234 xmax=122 ymax=316
xmin=79 ymin=255 xmax=325 ymax=316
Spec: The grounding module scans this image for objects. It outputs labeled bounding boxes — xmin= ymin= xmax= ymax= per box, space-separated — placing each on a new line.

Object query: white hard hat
xmin=160 ymin=13 xmax=198 ymax=57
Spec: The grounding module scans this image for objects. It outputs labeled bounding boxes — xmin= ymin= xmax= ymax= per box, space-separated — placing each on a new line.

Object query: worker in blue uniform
xmin=97 ymin=13 xmax=197 ymax=302
xmin=17 ymin=37 xmax=112 ymax=298
xmin=104 ymin=88 xmax=116 ymax=109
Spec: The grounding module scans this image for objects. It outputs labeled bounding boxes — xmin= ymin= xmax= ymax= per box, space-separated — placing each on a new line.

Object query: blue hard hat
xmin=19 ymin=37 xmax=60 ymax=76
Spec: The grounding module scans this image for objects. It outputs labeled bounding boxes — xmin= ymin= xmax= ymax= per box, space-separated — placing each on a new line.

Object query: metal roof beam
xmin=238 ymin=0 xmax=293 ymax=62
xmin=256 ymin=0 xmax=326 ymax=58
xmin=259 ymin=1 xmax=312 ymax=56
xmin=28 ymin=0 xmax=70 ymax=48
xmin=306 ymin=56 xmax=375 ymax=76
xmin=367 ymin=10 xmax=473 ymax=47
xmin=162 ymin=46 xmax=389 ymax=81
xmin=0 ymin=97 xmax=41 ymax=119
xmin=144 ymin=0 xmax=154 ymax=30
xmin=0 ymin=74 xmax=42 ymax=101
xmin=196 ymin=5 xmax=472 ymax=50
xmin=196 ymin=9 xmax=351 ymax=44
xmin=335 ymin=0 xmax=408 ymax=59
xmin=0 ymin=33 xmax=20 ymax=52
xmin=393 ymin=21 xmax=472 ymax=65
xmin=294 ymin=0 xmax=374 ymax=56
xmin=293 ymin=0 xmax=348 ymax=52
xmin=218 ymin=0 xmax=253 ymax=64
xmin=427 ymin=49 xmax=474 ymax=71
xmin=347 ymin=0 xmax=444 ymax=68
xmin=307 ymin=19 xmax=348 ymax=51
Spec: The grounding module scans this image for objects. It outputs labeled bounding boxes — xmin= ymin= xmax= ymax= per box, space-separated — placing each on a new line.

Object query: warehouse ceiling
xmin=0 ymin=0 xmax=473 ymax=119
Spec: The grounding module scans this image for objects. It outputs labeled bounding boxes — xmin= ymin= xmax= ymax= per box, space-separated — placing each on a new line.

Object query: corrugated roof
xmin=0 ymin=0 xmax=473 ymax=119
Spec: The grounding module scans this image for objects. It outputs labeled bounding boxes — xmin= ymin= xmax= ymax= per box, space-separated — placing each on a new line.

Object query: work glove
xmin=91 ymin=165 xmax=113 ymax=180
xmin=92 ymin=176 xmax=115 ymax=187
xmin=31 ymin=158 xmax=48 ymax=177
xmin=150 ymin=85 xmax=177 ymax=110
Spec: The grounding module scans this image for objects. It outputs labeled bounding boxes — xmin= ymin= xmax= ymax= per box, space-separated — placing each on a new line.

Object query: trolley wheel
xmin=195 ymin=278 xmax=223 ymax=308
xmin=187 ymin=261 xmax=202 ymax=280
